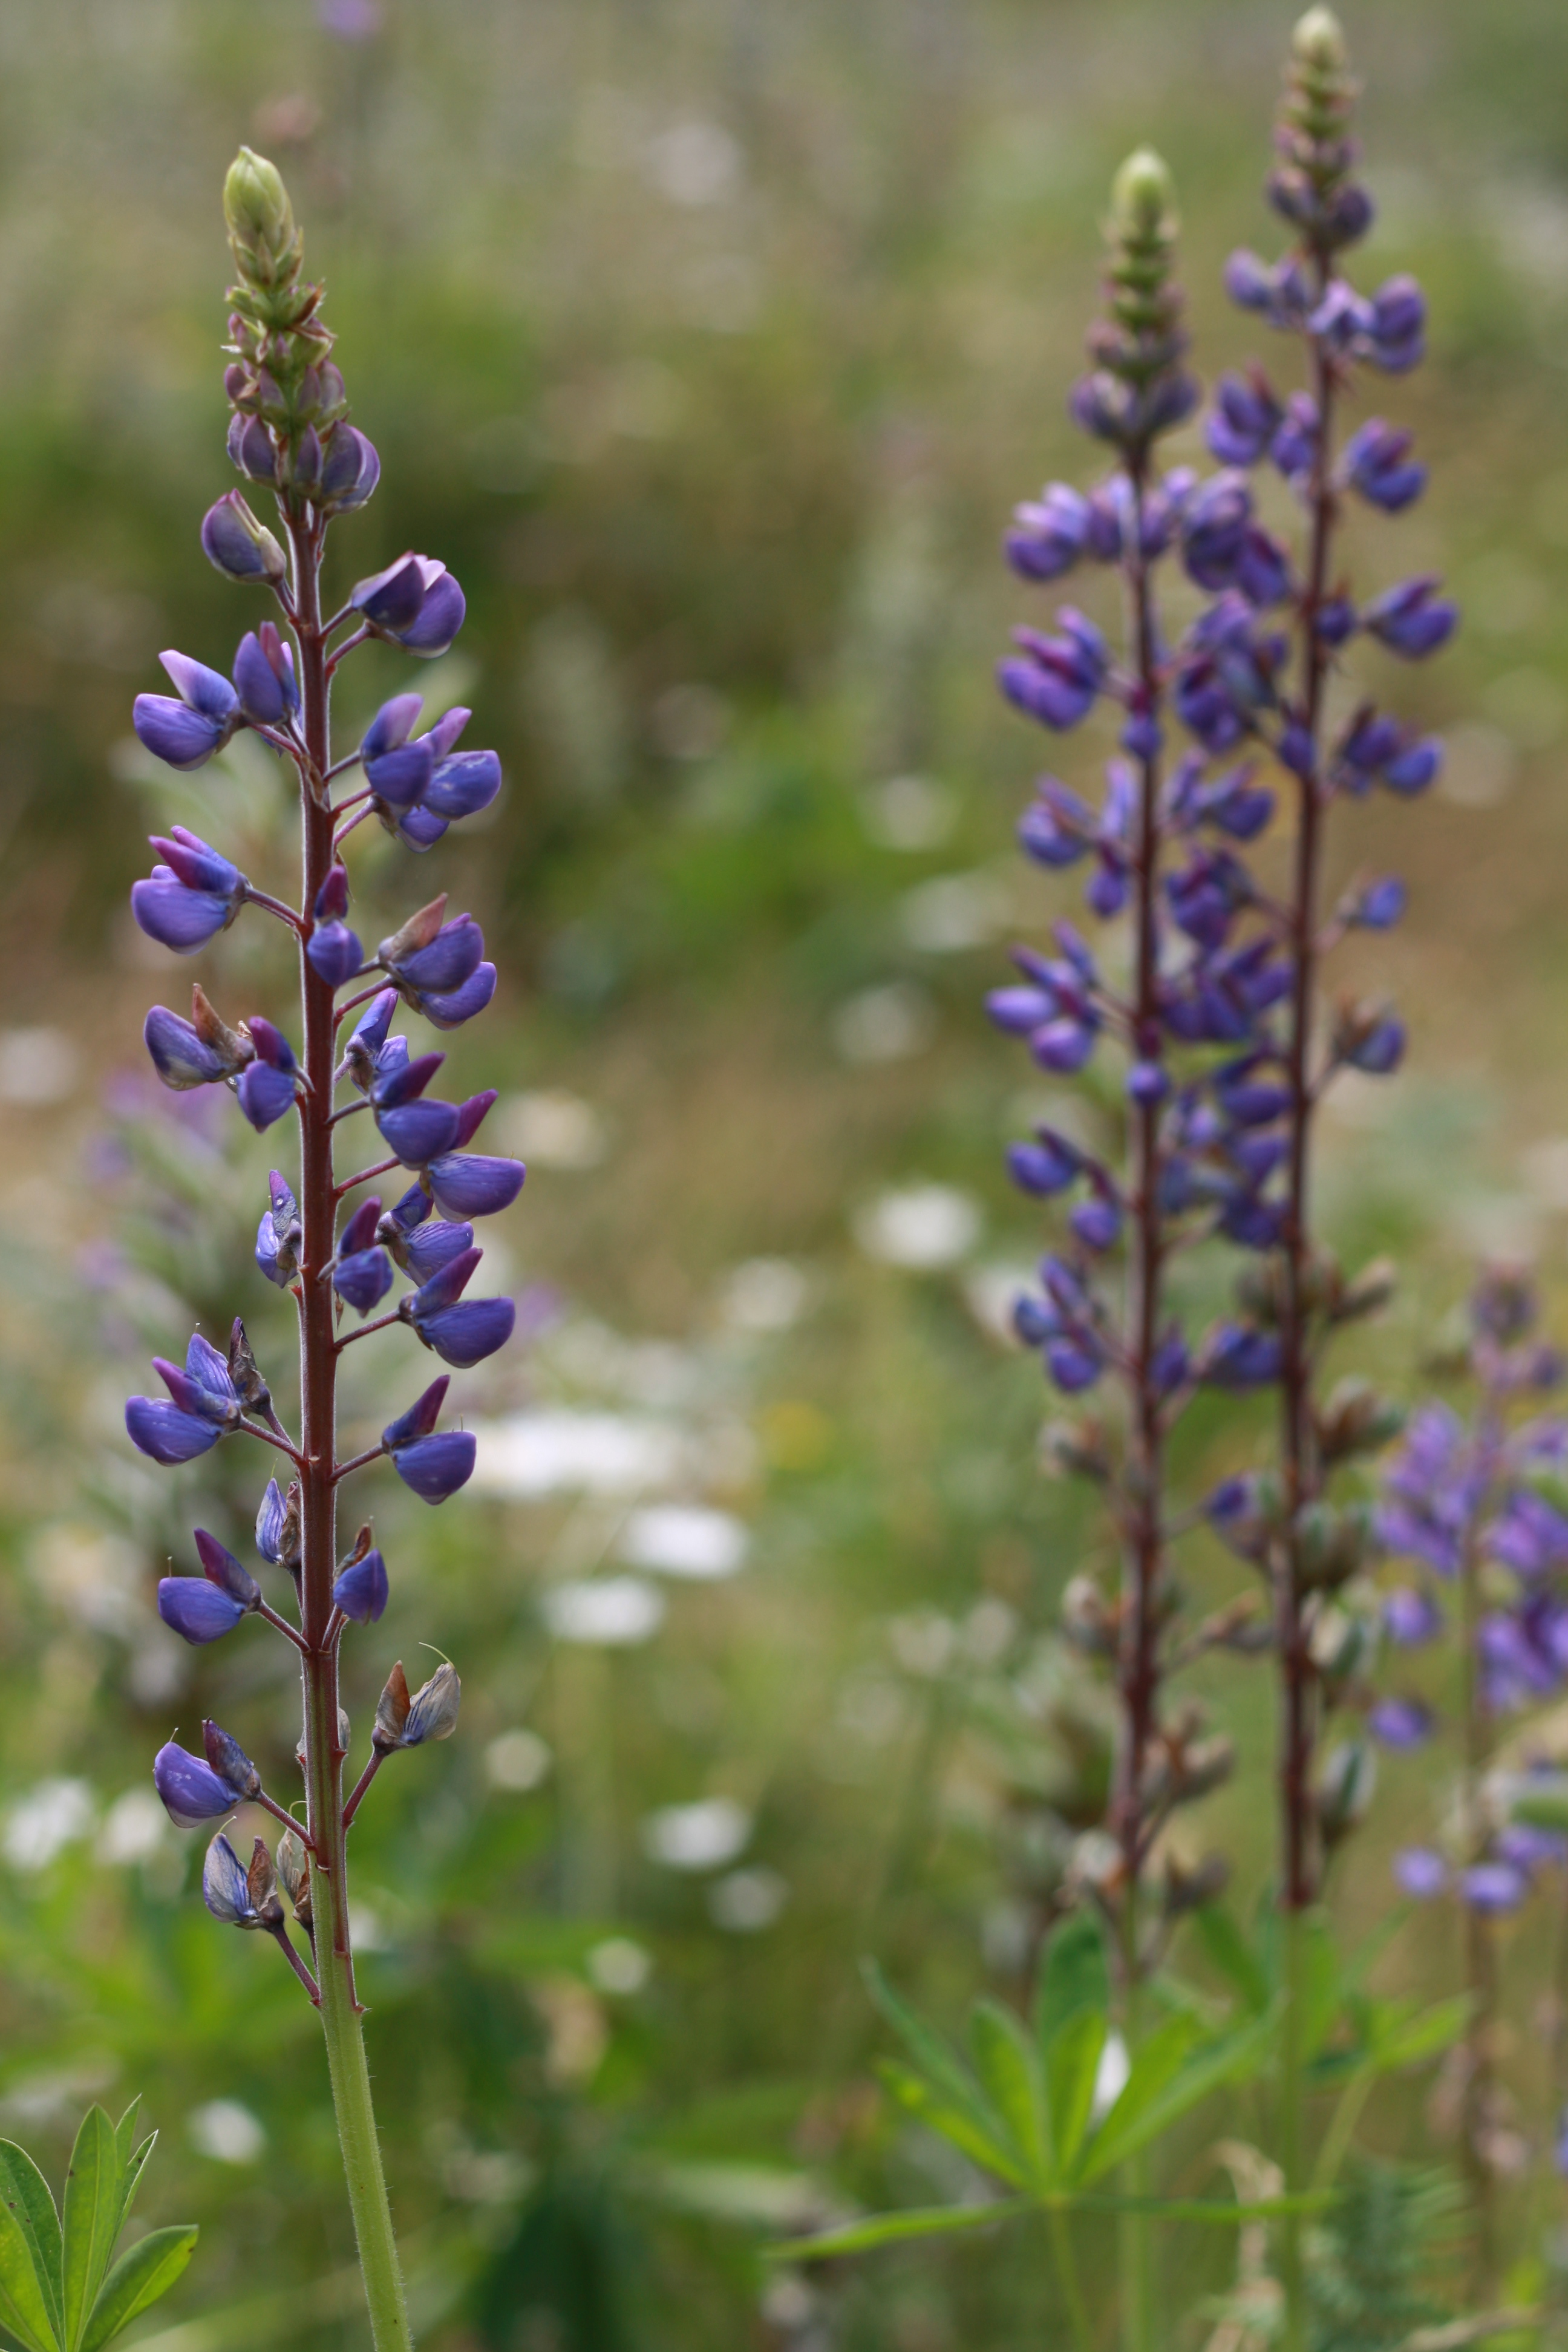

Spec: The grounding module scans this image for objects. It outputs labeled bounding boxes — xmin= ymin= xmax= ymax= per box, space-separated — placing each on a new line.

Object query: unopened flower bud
xmin=1316 ymin=1737 xmax=1376 ymax=1846
xmin=227 ymin=1316 xmax=271 ymax=1414
xmin=1040 ymin=1417 xmax=1111 ymax=1482
xmin=201 ymin=490 xmax=286 ymax=586
xmin=1328 ymin=1255 xmax=1397 ymax=1327
xmin=1316 ymin=1375 xmax=1405 ymax=1465
xmin=276 ymin=1826 xmax=313 ymax=1934
xmin=1061 ymin=1573 xmax=1117 ymax=1656
xmin=224 ymin=148 xmax=302 ymax=292
xmin=245 ymin=1836 xmax=286 ymax=1930
xmin=203 ymin=1719 xmax=261 ymax=1800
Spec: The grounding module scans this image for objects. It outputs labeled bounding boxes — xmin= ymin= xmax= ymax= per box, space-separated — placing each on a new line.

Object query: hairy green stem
xmin=1048 ymin=2204 xmax=1095 ymax=2352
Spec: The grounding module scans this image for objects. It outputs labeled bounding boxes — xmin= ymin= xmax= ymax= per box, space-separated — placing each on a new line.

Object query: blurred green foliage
xmin=3 ymin=0 xmax=1568 ymax=2345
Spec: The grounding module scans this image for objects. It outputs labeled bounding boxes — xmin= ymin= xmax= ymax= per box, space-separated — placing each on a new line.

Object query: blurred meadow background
xmin=4 ymin=0 xmax=1568 ymax=2342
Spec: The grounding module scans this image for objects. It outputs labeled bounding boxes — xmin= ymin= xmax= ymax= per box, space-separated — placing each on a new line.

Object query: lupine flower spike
xmin=120 ymin=148 xmax=523 ymax=2352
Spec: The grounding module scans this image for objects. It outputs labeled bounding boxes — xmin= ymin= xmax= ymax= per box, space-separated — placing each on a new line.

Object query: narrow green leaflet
xmin=0 ymin=2140 xmax=63 ymax=2345
xmin=80 ymin=2227 xmax=198 ymax=2352
xmin=1367 ymin=1993 xmax=1472 ymax=2073
xmin=968 ymin=2001 xmax=1048 ymax=2185
xmin=779 ymin=2198 xmax=1034 ymax=2260
xmin=1034 ymin=1912 xmax=1109 ymax=2047
xmin=875 ymin=2062 xmax=1030 ymax=2188
xmin=1083 ymin=2012 xmax=1273 ymax=2186
xmin=61 ymin=2110 xmax=122 ymax=2352
xmin=1045 ymin=2007 xmax=1106 ymax=2179
xmin=0 ymin=2194 xmax=63 ymax=2352
xmin=861 ymin=1964 xmax=1014 ymax=2161
xmin=1192 ymin=1905 xmax=1270 ymax=2016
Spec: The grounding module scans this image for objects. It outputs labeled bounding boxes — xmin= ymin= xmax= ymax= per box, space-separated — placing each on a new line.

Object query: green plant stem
xmin=1311 ymin=2062 xmax=1373 ymax=2197
xmin=1119 ymin=1952 xmax=1154 ymax=2352
xmin=1048 ymin=2204 xmax=1095 ymax=2352
xmin=1279 ymin=1908 xmax=1308 ymax=2352
xmin=291 ymin=508 xmax=415 ymax=2352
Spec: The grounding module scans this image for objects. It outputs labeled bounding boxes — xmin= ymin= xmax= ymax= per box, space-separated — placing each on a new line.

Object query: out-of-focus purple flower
xmin=1206 ymin=368 xmax=1282 ymax=466
xmin=1307 ymin=281 xmax=1374 ymax=353
xmin=1461 ymin=1861 xmax=1528 ymax=1915
xmin=131 ymin=828 xmax=250 ymax=955
xmin=1269 ymin=391 xmax=1319 ymax=486
xmin=1384 ymin=1586 xmax=1442 ymax=1646
xmin=1007 ymin=1131 xmax=1080 ymax=1198
xmin=382 ymin=1374 xmax=477 ymax=1502
xmin=1342 ymin=1011 xmax=1405 ymax=1076
xmin=1181 ymin=472 xmax=1252 ymax=590
xmin=998 ymin=610 xmax=1108 ymax=733
xmin=333 ymin=1545 xmax=389 ymax=1623
xmin=403 ymin=1244 xmax=515 ymax=1367
xmin=1348 ymin=877 xmax=1406 ymax=930
xmin=154 ymin=1740 xmax=235 ymax=1828
xmin=1486 ymin=1487 xmax=1568 ymax=1578
xmin=234 ymin=623 xmax=299 ymax=727
xmin=1047 ymin=1336 xmax=1103 ymax=1393
xmin=319 ymin=423 xmax=381 ymax=511
xmin=1367 ymin=275 xmax=1425 ymax=374
xmin=1369 ymin=1696 xmax=1434 ymax=1750
xmin=1315 ymin=594 xmax=1358 ymax=649
xmin=256 ymin=1169 xmax=302 ymax=1287
xmin=1006 ymin=484 xmax=1089 ymax=582
xmin=1394 ymin=1846 xmax=1448 ymax=1899
xmin=1363 ymin=576 xmax=1458 ymax=660
xmin=1342 ymin=419 xmax=1426 ymax=514
xmin=134 ymin=651 xmax=243 ymax=772
xmin=1223 ymin=248 xmax=1310 ymax=328
xmin=351 ymin=553 xmax=466 ymax=656
xmin=201 ymin=489 xmax=286 ymax=586
xmin=1200 ymin=1323 xmax=1282 ymax=1390
xmin=236 ymin=1018 xmax=301 ymax=1132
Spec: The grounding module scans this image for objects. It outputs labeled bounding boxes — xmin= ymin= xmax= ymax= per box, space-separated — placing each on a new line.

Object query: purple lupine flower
xmin=201 ymin=1832 xmax=260 ymax=1923
xmin=402 ymin=1245 xmax=515 ymax=1367
xmin=234 ymin=623 xmax=299 ymax=727
xmin=377 ymin=901 xmax=492 ymax=1027
xmin=1342 ymin=1011 xmax=1405 ymax=1075
xmin=318 ymin=424 xmax=381 ymax=512
xmin=1269 ymin=391 xmax=1319 ymax=485
xmin=1348 ymin=877 xmax=1406 ymax=930
xmin=227 ymin=413 xmax=276 ymax=483
xmin=255 ymin=1477 xmax=299 ymax=1571
xmin=351 ymin=553 xmax=466 ymax=656
xmin=154 ymin=1739 xmax=236 ymax=1828
xmin=1368 ymin=1696 xmax=1433 ymax=1750
xmin=256 ymin=1170 xmax=303 ymax=1287
xmin=1181 ymin=472 xmax=1252 ymax=591
xmin=1363 ymin=577 xmax=1458 ymax=659
xmin=382 ymin=1374 xmax=476 ymax=1502
xmin=201 ymin=489 xmax=286 ymax=585
xmin=236 ymin=1017 xmax=301 ymax=1132
xmin=361 ymin=694 xmax=434 ymax=814
xmin=377 ymin=1185 xmax=475 ymax=1281
xmin=145 ymin=989 xmax=254 ymax=1091
xmin=127 ymin=1333 xmax=243 ymax=1463
xmin=423 ymin=1146 xmax=525 ymax=1221
xmin=1006 ymin=484 xmax=1089 ymax=582
xmin=203 ymin=1720 xmax=261 ymax=1799
xmin=195 ymin=1527 xmax=263 ymax=1609
xmin=333 ymin=1546 xmax=389 ymax=1623
xmin=333 ymin=1197 xmax=394 ymax=1315
xmin=1393 ymin=1847 xmax=1448 ymax=1899
xmin=133 ymin=652 xmax=243 ymax=772
xmin=1367 ymin=275 xmax=1425 ymax=374
xmin=131 ymin=828 xmax=250 ymax=954
xmin=1306 ymin=280 xmax=1374 ymax=354
xmin=374 ymin=1659 xmax=462 ymax=1749
xmin=998 ymin=610 xmax=1108 ymax=732
xmin=307 ymin=863 xmax=363 ymax=987
xmin=1006 ymin=1131 xmax=1080 ymax=1198
xmin=1342 ymin=420 xmax=1426 ymax=514
xmin=158 ymin=1577 xmax=247 ymax=1643
xmin=373 ymin=1051 xmax=463 ymax=1168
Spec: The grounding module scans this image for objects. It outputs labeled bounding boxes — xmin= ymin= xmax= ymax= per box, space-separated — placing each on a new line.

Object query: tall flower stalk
xmin=1204 ymin=11 xmax=1454 ymax=2336
xmin=125 ymin=152 xmax=519 ymax=2351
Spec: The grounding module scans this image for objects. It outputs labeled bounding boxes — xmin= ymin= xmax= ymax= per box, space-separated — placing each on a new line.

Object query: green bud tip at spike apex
xmin=1111 ymin=147 xmax=1177 ymax=241
xmin=1293 ymin=5 xmax=1348 ymax=71
xmin=224 ymin=146 xmax=299 ymax=277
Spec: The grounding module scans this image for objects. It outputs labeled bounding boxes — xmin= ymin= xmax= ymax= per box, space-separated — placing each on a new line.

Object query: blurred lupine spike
xmin=124 ymin=145 xmax=511 ymax=2351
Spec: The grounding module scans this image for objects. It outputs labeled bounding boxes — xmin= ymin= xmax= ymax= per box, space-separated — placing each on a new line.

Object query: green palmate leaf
xmin=0 ymin=2192 xmax=64 ymax=2352
xmin=109 ymin=2108 xmax=145 ymax=2250
xmin=0 ymin=2140 xmax=64 ymax=2345
xmin=780 ymin=2198 xmax=1033 ymax=2260
xmin=1192 ymin=1905 xmax=1270 ymax=2016
xmin=61 ymin=2111 xmax=122 ymax=2352
xmin=1035 ymin=1912 xmax=1110 ymax=2048
xmin=80 ymin=2226 xmax=198 ymax=2352
xmin=1083 ymin=2013 xmax=1272 ymax=2186
xmin=875 ymin=2063 xmax=1030 ymax=2188
xmin=861 ymin=1965 xmax=1008 ymax=2156
xmin=1045 ymin=2008 xmax=1106 ymax=2179
xmin=968 ymin=2001 xmax=1049 ymax=2186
